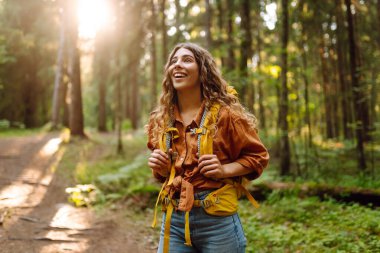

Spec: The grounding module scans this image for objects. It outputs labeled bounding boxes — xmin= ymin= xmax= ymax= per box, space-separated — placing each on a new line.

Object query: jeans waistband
xmin=193 ymin=190 xmax=214 ymax=200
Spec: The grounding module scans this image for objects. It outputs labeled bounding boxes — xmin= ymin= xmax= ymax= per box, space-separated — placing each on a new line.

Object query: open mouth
xmin=173 ymin=72 xmax=187 ymax=79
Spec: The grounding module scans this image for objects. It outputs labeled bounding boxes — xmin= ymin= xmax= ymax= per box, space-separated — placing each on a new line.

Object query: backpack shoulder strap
xmin=196 ymin=103 xmax=221 ymax=156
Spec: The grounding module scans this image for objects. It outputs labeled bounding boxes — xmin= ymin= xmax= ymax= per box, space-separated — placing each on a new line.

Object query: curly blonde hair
xmin=147 ymin=42 xmax=257 ymax=146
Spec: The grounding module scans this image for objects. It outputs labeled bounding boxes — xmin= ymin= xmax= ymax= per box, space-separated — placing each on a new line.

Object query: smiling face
xmin=168 ymin=47 xmax=201 ymax=92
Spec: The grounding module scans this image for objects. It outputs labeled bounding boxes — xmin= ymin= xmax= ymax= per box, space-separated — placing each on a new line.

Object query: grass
xmin=239 ymin=194 xmax=380 ymax=253
xmin=0 ymin=127 xmax=45 ymax=137
xmin=260 ymin=133 xmax=380 ymax=189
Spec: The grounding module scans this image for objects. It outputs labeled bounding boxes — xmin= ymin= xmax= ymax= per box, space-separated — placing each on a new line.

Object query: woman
xmin=146 ymin=42 xmax=269 ymax=253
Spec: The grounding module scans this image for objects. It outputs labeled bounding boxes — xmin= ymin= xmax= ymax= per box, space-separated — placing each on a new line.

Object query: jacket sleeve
xmin=228 ymin=115 xmax=269 ymax=181
xmin=146 ymin=117 xmax=167 ymax=183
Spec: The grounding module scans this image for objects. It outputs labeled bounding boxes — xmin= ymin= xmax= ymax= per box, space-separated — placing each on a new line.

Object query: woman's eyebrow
xmin=172 ymin=54 xmax=194 ymax=59
xmin=181 ymin=54 xmax=194 ymax=59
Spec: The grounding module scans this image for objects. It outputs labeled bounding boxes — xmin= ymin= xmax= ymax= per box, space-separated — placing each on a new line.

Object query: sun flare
xmin=77 ymin=0 xmax=112 ymax=39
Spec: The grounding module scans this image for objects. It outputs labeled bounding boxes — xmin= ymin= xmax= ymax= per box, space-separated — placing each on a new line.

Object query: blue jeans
xmin=157 ymin=190 xmax=247 ymax=253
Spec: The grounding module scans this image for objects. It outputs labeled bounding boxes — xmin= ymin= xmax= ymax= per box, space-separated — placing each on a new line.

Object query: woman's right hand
xmin=148 ymin=149 xmax=170 ymax=177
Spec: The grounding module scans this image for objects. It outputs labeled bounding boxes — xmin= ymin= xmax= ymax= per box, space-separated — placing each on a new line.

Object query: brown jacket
xmin=147 ymin=102 xmax=269 ymax=192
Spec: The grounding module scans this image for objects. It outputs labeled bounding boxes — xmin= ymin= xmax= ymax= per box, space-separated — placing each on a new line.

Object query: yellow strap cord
xmin=163 ymin=203 xmax=174 ymax=253
xmin=152 ymin=127 xmax=178 ymax=228
xmin=236 ymin=183 xmax=260 ymax=208
xmin=184 ymin=211 xmax=192 ymax=246
xmin=151 ymin=182 xmax=167 ymax=228
xmin=167 ymin=162 xmax=176 ymax=186
xmin=166 ymin=127 xmax=179 ymax=140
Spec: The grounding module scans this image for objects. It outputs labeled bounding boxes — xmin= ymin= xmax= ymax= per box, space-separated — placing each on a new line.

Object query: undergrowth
xmin=239 ymin=193 xmax=380 ymax=253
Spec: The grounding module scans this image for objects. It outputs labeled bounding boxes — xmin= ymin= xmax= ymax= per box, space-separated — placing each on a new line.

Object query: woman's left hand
xmin=198 ymin=154 xmax=226 ymax=179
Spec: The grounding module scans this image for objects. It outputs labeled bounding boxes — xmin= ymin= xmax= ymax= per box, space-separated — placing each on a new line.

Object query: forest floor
xmin=0 ymin=132 xmax=156 ymax=253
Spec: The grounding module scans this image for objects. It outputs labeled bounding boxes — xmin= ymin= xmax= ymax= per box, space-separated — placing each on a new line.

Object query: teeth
xmin=174 ymin=73 xmax=186 ymax=78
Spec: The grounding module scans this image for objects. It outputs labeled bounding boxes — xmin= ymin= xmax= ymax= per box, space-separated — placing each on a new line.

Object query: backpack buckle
xmin=201 ymin=199 xmax=213 ymax=208
xmin=163 ymin=197 xmax=171 ymax=206
xmin=190 ymin=128 xmax=206 ymax=135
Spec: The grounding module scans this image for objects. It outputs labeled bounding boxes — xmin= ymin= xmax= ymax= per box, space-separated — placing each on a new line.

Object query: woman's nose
xmin=173 ymin=60 xmax=182 ymax=68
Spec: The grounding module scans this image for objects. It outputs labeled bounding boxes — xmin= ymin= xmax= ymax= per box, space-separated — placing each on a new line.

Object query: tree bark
xmin=240 ymin=0 xmax=254 ymax=111
xmin=161 ymin=0 xmax=168 ymax=62
xmin=52 ymin=7 xmax=66 ymax=130
xmin=173 ymin=0 xmax=182 ymax=44
xmin=97 ymin=65 xmax=108 ymax=132
xmin=215 ymin=0 xmax=225 ymax=66
xmin=226 ymin=0 xmax=235 ymax=71
xmin=204 ymin=0 xmax=213 ymax=50
xmin=300 ymin=40 xmax=312 ymax=147
xmin=115 ymin=57 xmax=123 ymax=153
xmin=62 ymin=79 xmax=69 ymax=127
xmin=279 ymin=0 xmax=290 ymax=176
xmin=257 ymin=1 xmax=265 ymax=130
xmin=345 ymin=0 xmax=366 ymax=170
xmin=335 ymin=0 xmax=354 ymax=139
xmin=67 ymin=0 xmax=85 ymax=137
xmin=150 ymin=0 xmax=158 ymax=110
xmin=94 ymin=29 xmax=109 ymax=132
xmin=319 ymin=41 xmax=334 ymax=139
xmin=377 ymin=0 xmax=380 ymax=47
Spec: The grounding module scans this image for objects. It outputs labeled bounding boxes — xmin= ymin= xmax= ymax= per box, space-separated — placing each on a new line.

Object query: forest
xmin=0 ymin=0 xmax=379 ymax=252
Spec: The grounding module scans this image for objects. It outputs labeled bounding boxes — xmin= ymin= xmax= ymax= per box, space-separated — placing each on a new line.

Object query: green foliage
xmin=0 ymin=126 xmax=45 ymax=137
xmin=239 ymin=194 xmax=380 ymax=253
xmin=95 ymin=152 xmax=160 ymax=199
xmin=262 ymin=133 xmax=380 ymax=189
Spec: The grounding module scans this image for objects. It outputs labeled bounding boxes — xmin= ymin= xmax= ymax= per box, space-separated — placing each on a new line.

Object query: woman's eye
xmin=184 ymin=58 xmax=192 ymax=62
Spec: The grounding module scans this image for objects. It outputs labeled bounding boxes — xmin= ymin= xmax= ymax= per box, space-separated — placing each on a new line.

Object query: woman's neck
xmin=176 ymin=88 xmax=202 ymax=114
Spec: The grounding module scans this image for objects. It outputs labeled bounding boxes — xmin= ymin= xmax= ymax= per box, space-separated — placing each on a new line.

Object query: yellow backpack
xmin=151 ymin=100 xmax=259 ymax=253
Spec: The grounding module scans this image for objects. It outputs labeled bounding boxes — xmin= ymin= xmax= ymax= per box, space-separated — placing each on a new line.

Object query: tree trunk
xmin=130 ymin=61 xmax=139 ymax=130
xmin=52 ymin=7 xmax=66 ymax=130
xmin=114 ymin=4 xmax=123 ymax=153
xmin=115 ymin=58 xmax=123 ymax=154
xmin=95 ymin=27 xmax=111 ymax=132
xmin=257 ymin=1 xmax=265 ymax=130
xmin=335 ymin=0 xmax=354 ymax=139
xmin=319 ymin=41 xmax=334 ymax=139
xmin=67 ymin=0 xmax=85 ymax=137
xmin=98 ymin=67 xmax=107 ymax=132
xmin=125 ymin=71 xmax=132 ymax=120
xmin=330 ymin=47 xmax=341 ymax=138
xmin=352 ymin=10 xmax=371 ymax=141
xmin=226 ymin=0 xmax=235 ymax=71
xmin=377 ymin=0 xmax=380 ymax=47
xmin=23 ymin=71 xmax=38 ymax=128
xmin=345 ymin=0 xmax=366 ymax=170
xmin=279 ymin=0 xmax=290 ymax=176
xmin=161 ymin=0 xmax=168 ymax=62
xmin=173 ymin=0 xmax=182 ymax=44
xmin=124 ymin=2 xmax=144 ymax=130
xmin=62 ymin=79 xmax=69 ymax=127
xmin=150 ymin=0 xmax=158 ymax=110
xmin=300 ymin=38 xmax=312 ymax=147
xmin=215 ymin=0 xmax=226 ymax=66
xmin=240 ymin=0 xmax=254 ymax=110
xmin=205 ymin=0 xmax=213 ymax=50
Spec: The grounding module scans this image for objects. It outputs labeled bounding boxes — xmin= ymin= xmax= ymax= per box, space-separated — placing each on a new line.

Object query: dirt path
xmin=0 ymin=132 xmax=155 ymax=253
